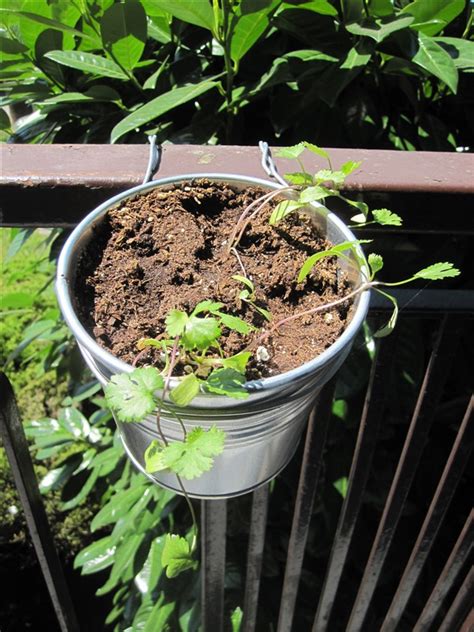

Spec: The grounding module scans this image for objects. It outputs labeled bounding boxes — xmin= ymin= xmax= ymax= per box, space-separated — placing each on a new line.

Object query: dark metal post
xmin=201 ymin=499 xmax=227 ymax=632
xmin=0 ymin=373 xmax=80 ymax=632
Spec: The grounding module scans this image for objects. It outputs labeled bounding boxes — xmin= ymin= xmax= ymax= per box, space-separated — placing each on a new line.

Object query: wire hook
xmin=142 ymin=135 xmax=162 ymax=184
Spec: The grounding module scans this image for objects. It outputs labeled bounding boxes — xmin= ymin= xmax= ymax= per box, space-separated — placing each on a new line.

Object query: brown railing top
xmin=2 ymin=144 xmax=474 ymax=194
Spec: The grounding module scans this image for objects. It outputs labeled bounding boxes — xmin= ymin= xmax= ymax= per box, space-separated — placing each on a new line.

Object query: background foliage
xmin=1 ymin=0 xmax=473 ymax=148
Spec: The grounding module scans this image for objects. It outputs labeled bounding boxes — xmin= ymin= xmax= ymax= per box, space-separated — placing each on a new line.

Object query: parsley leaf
xmin=182 ymin=315 xmax=221 ymax=350
xmin=368 ymin=253 xmax=384 ymax=278
xmin=161 ymin=534 xmax=197 ymax=578
xmin=414 ymin=262 xmax=460 ymax=281
xmin=144 ymin=440 xmax=167 ymax=473
xmin=160 ymin=426 xmax=225 ymax=480
xmin=372 ymin=208 xmax=403 ymax=226
xmin=221 ymin=351 xmax=251 ymax=373
xmin=105 ymin=368 xmax=163 ymax=422
xmin=165 ymin=310 xmax=188 ymax=337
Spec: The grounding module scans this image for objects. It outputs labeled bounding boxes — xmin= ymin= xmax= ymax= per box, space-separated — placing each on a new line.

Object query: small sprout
xmin=269 ymin=200 xmax=303 ymax=226
xmin=368 ymin=253 xmax=384 ymax=279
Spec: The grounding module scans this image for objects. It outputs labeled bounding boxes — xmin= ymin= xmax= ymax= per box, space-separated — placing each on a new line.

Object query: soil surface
xmin=76 ymin=180 xmax=353 ymax=379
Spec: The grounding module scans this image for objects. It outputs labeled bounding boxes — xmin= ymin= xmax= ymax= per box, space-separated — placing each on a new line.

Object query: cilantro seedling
xmin=232 ymin=275 xmax=272 ymax=322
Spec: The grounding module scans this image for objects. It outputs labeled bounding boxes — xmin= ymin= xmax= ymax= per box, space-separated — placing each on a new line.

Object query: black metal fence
xmin=1 ymin=145 xmax=473 ymax=631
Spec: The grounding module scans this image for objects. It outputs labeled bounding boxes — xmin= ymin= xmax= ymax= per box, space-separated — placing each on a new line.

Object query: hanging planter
xmin=56 ymin=142 xmax=457 ymax=501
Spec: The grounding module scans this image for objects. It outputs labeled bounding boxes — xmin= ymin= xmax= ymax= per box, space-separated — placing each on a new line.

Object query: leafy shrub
xmin=1 ymin=0 xmax=473 ymax=148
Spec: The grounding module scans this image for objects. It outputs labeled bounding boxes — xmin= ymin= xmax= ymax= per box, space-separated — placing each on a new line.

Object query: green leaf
xmin=269 ymin=200 xmax=303 ymax=225
xmin=231 ymin=606 xmax=243 ymax=632
xmin=144 ymin=440 xmax=167 ymax=473
xmin=374 ymin=290 xmax=399 ymax=338
xmin=44 ymin=50 xmax=128 ymax=80
xmin=165 ymin=309 xmax=189 ymax=337
xmin=205 ymin=368 xmax=248 ymax=399
xmin=231 ymin=6 xmax=273 ymax=64
xmin=0 ymin=35 xmax=28 ymax=54
xmin=287 ymin=0 xmax=338 ymax=17
xmin=314 ymin=169 xmax=346 ymax=186
xmin=183 ymin=315 xmax=221 ymax=351
xmin=341 ymin=160 xmax=362 ymax=176
xmin=105 ymin=368 xmax=163 ymax=422
xmin=345 ymin=15 xmax=414 ymax=43
xmin=284 ymin=172 xmax=314 ymax=185
xmin=276 ymin=143 xmax=305 ymax=159
xmin=5 ymin=228 xmax=34 ymax=262
xmin=435 ymin=37 xmax=474 ymax=72
xmin=160 ymin=426 xmax=225 ymax=479
xmin=0 ymin=9 xmax=95 ymax=41
xmin=333 ymin=476 xmax=348 ymax=498
xmin=192 ymin=300 xmax=224 ymax=315
xmin=111 ymin=81 xmax=218 ymax=142
xmin=152 ymin=0 xmax=215 ymax=31
xmin=91 ymin=485 xmax=147 ymax=532
xmin=372 ymin=208 xmax=402 ymax=226
xmin=218 ymin=313 xmax=254 ymax=335
xmin=299 ymin=185 xmax=328 ymax=203
xmin=1 ymin=292 xmax=34 ymax=309
xmin=231 ymin=275 xmax=254 ymax=292
xmin=368 ymin=253 xmax=384 ymax=278
xmin=75 ymin=536 xmax=116 ymax=574
xmin=411 ymin=33 xmax=458 ymax=93
xmin=170 ymin=373 xmax=201 ymax=407
xmin=161 ymin=534 xmax=197 ymax=579
xmin=100 ymin=1 xmax=147 ymax=70
xmin=413 ymin=262 xmax=460 ymax=281
xmin=143 ymin=594 xmax=175 ymax=631
xmin=221 ymin=351 xmax=252 ymax=374
xmin=298 ymin=240 xmax=369 ymax=283
xmin=319 ymin=43 xmax=373 ymax=107
xmin=401 ymin=0 xmax=465 ymax=37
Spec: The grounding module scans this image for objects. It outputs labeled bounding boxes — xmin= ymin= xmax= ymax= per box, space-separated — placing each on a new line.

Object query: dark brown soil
xmin=75 ymin=180 xmax=353 ymax=379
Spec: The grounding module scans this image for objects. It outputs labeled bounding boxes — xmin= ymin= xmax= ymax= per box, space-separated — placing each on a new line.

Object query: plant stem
xmin=249 ymin=281 xmax=374 ymax=348
xmin=221 ymin=0 xmax=235 ymax=142
xmin=230 ymin=247 xmax=248 ymax=277
xmin=226 ymin=187 xmax=293 ymax=254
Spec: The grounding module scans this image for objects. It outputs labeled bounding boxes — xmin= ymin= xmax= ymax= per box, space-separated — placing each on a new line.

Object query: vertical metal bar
xmin=312 ymin=335 xmax=396 ymax=631
xmin=382 ymin=396 xmax=474 ymax=631
xmin=438 ymin=567 xmax=474 ymax=632
xmin=346 ymin=315 xmax=463 ymax=632
xmin=276 ymin=379 xmax=336 ymax=632
xmin=413 ymin=511 xmax=474 ymax=632
xmin=201 ymin=499 xmax=227 ymax=632
xmin=0 ymin=373 xmax=80 ymax=632
xmin=242 ymin=484 xmax=270 ymax=632
xmin=460 ymin=608 xmax=474 ymax=632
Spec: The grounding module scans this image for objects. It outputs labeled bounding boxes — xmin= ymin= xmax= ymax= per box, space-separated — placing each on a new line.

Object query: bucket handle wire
xmin=258 ymin=141 xmax=288 ymax=187
xmin=143 ymin=135 xmax=162 ymax=184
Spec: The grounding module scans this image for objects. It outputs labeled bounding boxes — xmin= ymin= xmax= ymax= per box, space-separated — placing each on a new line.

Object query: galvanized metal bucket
xmin=56 ymin=166 xmax=370 ymax=499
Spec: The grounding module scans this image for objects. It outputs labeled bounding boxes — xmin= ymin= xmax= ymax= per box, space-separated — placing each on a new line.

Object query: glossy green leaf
xmin=435 ymin=37 xmax=474 ymax=71
xmin=285 ymin=0 xmax=338 ymax=16
xmin=218 ymin=313 xmax=254 ymax=335
xmin=111 ymin=81 xmax=218 ymax=142
xmin=346 ymin=15 xmax=414 ymax=43
xmin=411 ymin=33 xmax=458 ymax=93
xmin=58 ymin=407 xmax=90 ymax=438
xmin=152 ymin=0 xmax=215 ymax=31
xmin=182 ymin=315 xmax=221 ymax=350
xmin=144 ymin=440 xmax=166 ymax=473
xmin=170 ymin=373 xmax=201 ymax=407
xmin=45 ymin=50 xmax=128 ymax=80
xmin=221 ymin=351 xmax=252 ymax=374
xmin=74 ymin=535 xmax=116 ymax=574
xmin=91 ymin=485 xmax=146 ymax=532
xmin=100 ymin=1 xmax=147 ymax=70
xmin=231 ymin=5 xmax=274 ymax=64
xmin=143 ymin=594 xmax=175 ymax=631
xmin=299 ymin=185 xmax=328 ymax=203
xmin=0 ymin=9 xmax=94 ymax=41
xmin=401 ymin=0 xmax=465 ymax=36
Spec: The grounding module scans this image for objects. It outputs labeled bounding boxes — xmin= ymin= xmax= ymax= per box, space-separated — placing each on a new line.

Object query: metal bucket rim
xmin=56 ymin=173 xmax=370 ymax=392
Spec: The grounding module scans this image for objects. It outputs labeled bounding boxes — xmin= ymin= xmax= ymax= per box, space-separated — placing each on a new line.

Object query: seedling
xmin=232 ymin=274 xmax=272 ymax=322
xmin=103 ymin=143 xmax=460 ymax=578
